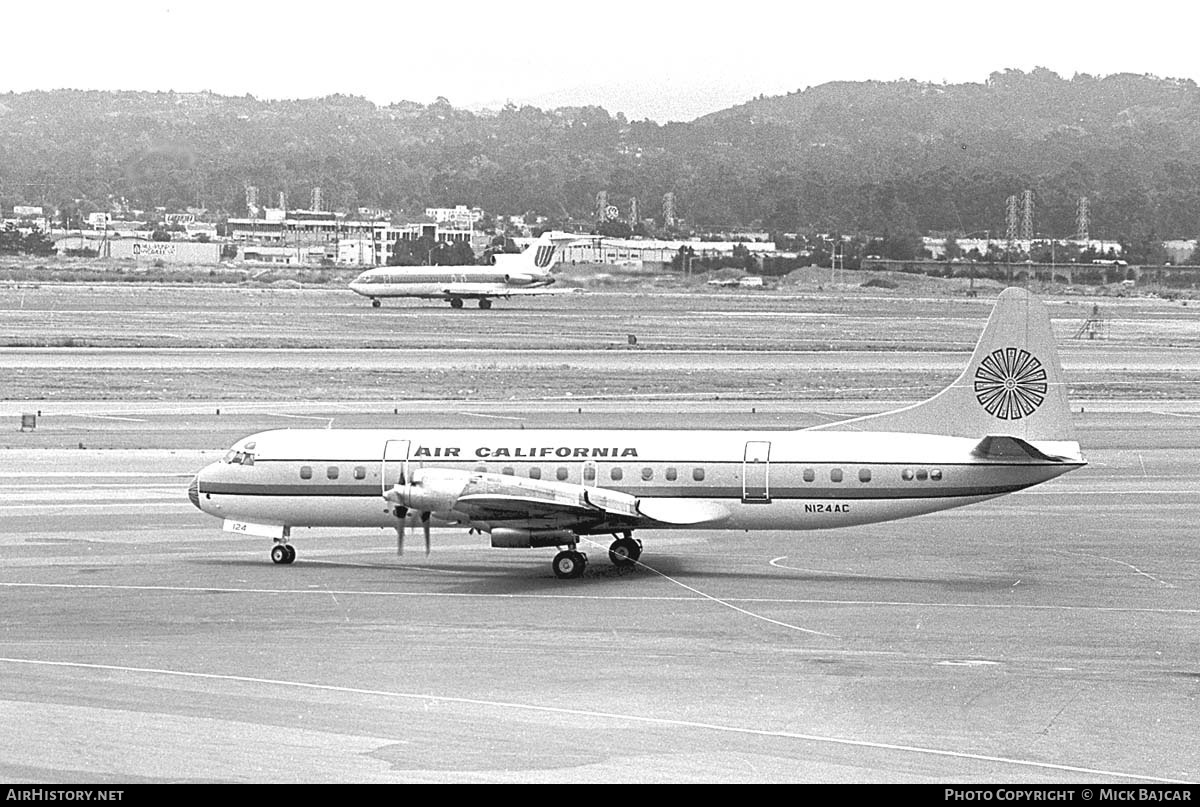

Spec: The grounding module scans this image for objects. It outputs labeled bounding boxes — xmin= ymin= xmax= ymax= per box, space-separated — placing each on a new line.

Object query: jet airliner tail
xmin=816 ymin=288 xmax=1077 ymax=447
xmin=492 ymin=231 xmax=578 ymax=276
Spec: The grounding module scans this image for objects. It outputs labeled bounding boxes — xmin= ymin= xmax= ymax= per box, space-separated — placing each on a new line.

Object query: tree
xmin=595 ymin=220 xmax=632 ymax=239
xmin=21 ymin=229 xmax=55 ymax=256
xmin=943 ymin=234 xmax=962 ymax=261
xmin=0 ymin=224 xmax=22 ymax=254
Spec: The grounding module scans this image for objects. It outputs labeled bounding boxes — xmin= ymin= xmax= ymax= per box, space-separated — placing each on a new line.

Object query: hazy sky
xmin=4 ymin=1 xmax=1197 ymax=122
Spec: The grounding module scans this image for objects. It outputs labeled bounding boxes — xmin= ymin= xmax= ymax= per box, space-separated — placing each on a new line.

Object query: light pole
xmin=823 ymin=237 xmax=841 ymax=285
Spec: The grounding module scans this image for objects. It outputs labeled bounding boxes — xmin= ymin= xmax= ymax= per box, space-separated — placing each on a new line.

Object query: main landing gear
xmin=552 ymin=532 xmax=642 ymax=579
xmin=449 ymin=298 xmax=464 ymax=309
xmin=371 ymin=298 xmax=381 ymax=308
xmin=608 ymin=533 xmax=642 ymax=567
xmin=478 ymin=299 xmax=492 ymax=309
xmin=552 ymin=549 xmax=587 ymax=579
xmin=270 ymin=542 xmax=296 ymax=564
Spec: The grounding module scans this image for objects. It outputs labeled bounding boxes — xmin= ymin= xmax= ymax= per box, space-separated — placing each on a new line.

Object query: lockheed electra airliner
xmin=190 ymin=288 xmax=1086 ymax=579
xmin=347 ymin=230 xmax=577 ymax=309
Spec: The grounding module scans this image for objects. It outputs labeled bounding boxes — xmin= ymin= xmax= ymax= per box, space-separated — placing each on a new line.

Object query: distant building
xmin=1162 ymin=239 xmax=1197 ymax=263
xmin=241 ymin=244 xmax=330 ymax=265
xmin=924 ymin=236 xmax=1124 ymax=259
xmin=556 ymin=237 xmax=779 ymax=267
xmin=53 ymin=237 xmax=222 ymax=263
xmin=424 ymin=205 xmax=483 ymax=228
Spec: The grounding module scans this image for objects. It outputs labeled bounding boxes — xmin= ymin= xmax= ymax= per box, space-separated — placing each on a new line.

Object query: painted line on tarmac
xmin=455 ymin=411 xmax=526 ymax=421
xmin=68 ymin=414 xmax=147 ymax=423
xmin=1049 ymin=548 xmax=1177 ymax=588
xmin=578 ymin=536 xmax=837 ymax=639
xmin=0 ymin=655 xmax=1186 ymax=784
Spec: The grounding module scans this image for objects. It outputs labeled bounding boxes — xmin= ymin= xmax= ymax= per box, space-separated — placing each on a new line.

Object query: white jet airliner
xmin=191 ymin=288 xmax=1085 ymax=579
xmin=347 ymin=231 xmax=578 ymax=309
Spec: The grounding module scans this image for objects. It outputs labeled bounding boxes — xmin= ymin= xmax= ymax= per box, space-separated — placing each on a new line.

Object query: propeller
xmin=390 ymin=468 xmax=432 ymax=556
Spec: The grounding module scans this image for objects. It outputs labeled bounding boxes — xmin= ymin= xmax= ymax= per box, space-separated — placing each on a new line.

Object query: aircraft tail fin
xmin=814 ymin=288 xmax=1076 ymax=444
xmin=497 ymin=230 xmax=578 ymax=275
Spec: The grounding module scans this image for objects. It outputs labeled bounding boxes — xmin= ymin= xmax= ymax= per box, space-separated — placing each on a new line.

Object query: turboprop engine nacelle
xmin=384 ymin=468 xmax=468 ymax=513
xmin=491 ymin=528 xmax=577 ymax=549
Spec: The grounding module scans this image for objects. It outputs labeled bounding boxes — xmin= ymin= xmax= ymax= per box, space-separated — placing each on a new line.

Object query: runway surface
xmin=5 ymin=285 xmax=1200 ymax=403
xmin=1 ymin=404 xmax=1198 ymax=783
xmin=1 ymin=284 xmax=1198 ymax=782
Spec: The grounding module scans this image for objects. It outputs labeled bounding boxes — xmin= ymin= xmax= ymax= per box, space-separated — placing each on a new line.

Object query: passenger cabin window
xmin=641 ymin=468 xmax=653 ymax=481
xmin=556 ymin=468 xmax=569 ymax=481
xmin=803 ymin=468 xmax=815 ymax=483
xmin=300 ymin=466 xmax=312 ymax=480
xmin=665 ymin=468 xmax=677 ymax=481
xmin=692 ymin=468 xmax=705 ymax=482
xmin=584 ymin=467 xmax=596 ymax=482
xmin=502 ymin=467 xmax=514 ymax=476
xmin=529 ymin=467 xmax=542 ymax=480
xmin=327 ymin=466 xmax=339 ymax=480
xmin=354 ymin=466 xmax=366 ymax=480
xmin=930 ymin=469 xmax=943 ymax=481
xmin=830 ymin=469 xmax=844 ymax=483
xmin=902 ymin=468 xmax=915 ymax=481
xmin=611 ymin=468 xmax=624 ymax=481
xmin=859 ymin=469 xmax=871 ymax=483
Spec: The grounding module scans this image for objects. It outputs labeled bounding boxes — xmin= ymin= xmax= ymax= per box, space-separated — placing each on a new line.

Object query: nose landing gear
xmin=270 ymin=542 xmax=296 ymax=564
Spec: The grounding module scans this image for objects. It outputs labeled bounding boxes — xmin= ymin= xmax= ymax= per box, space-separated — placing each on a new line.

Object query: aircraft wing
xmin=440 ymin=283 xmax=579 ymax=298
xmin=388 ymin=469 xmax=726 ymax=532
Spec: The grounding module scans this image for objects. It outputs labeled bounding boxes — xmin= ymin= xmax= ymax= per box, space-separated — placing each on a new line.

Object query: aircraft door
xmin=382 ymin=439 xmax=411 ymax=493
xmin=743 ymin=440 xmax=771 ymax=503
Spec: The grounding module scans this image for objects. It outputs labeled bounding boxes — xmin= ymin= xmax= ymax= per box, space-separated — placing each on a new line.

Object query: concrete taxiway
xmin=0 ymin=403 xmax=1197 ymax=783
xmin=1 ymin=284 xmax=1198 ymax=782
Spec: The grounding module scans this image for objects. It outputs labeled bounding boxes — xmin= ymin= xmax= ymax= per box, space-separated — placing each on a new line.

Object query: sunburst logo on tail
xmin=974 ymin=348 xmax=1047 ymax=419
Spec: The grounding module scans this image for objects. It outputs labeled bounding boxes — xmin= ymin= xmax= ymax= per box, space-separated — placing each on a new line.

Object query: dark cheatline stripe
xmin=201 ymin=482 xmax=1031 ymax=501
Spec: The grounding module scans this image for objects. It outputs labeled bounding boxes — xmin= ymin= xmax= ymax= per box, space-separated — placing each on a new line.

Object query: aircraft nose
xmin=188 ymin=474 xmax=202 ymax=510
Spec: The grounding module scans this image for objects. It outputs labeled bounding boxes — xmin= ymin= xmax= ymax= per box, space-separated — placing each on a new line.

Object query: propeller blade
xmin=421 ymin=511 xmax=431 ymax=556
xmin=393 ymin=505 xmax=407 ymax=555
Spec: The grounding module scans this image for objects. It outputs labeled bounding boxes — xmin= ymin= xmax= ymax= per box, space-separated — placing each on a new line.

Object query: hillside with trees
xmin=3 ymin=69 xmax=1200 ymax=253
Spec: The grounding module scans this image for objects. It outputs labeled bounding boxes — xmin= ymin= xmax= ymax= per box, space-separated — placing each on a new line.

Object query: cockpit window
xmin=223 ymin=446 xmax=256 ymax=466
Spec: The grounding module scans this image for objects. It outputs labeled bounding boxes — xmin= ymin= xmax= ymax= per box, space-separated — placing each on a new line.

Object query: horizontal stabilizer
xmin=972 ymin=435 xmax=1055 ymax=461
xmin=972 ymin=435 xmax=1084 ymax=463
xmin=637 ymin=499 xmax=731 ymax=525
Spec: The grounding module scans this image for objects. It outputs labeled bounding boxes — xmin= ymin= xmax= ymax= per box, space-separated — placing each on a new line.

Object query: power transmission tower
xmin=662 ymin=192 xmax=676 ymax=228
xmin=594 ymin=191 xmax=607 ymax=225
xmin=1021 ymin=189 xmax=1034 ymax=240
xmin=628 ymin=197 xmax=639 ymax=228
xmin=1005 ymin=194 xmax=1019 ymax=248
xmin=310 ymin=187 xmax=322 ymax=212
xmin=1076 ymin=196 xmax=1089 ymax=241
